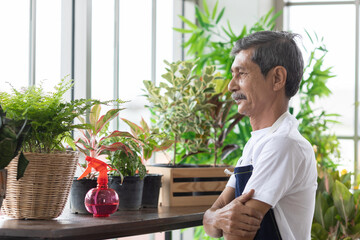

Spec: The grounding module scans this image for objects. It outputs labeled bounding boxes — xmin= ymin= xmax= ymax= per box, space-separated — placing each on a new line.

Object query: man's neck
xmin=250 ymin=104 xmax=289 ymax=131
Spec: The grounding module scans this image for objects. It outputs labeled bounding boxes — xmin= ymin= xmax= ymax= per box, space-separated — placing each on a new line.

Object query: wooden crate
xmin=147 ymin=165 xmax=234 ymax=207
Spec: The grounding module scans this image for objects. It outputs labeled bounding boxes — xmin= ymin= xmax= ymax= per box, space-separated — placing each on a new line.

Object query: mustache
xmin=231 ymin=92 xmax=247 ymax=100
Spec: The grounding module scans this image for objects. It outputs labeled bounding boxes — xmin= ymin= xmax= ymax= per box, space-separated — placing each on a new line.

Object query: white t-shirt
xmin=227 ymin=112 xmax=317 ymax=240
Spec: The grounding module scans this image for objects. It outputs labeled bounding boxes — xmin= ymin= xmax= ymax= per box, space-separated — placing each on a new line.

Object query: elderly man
xmin=203 ymin=31 xmax=317 ymax=240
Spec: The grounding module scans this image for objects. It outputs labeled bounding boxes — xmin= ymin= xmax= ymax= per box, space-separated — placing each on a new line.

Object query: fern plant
xmin=0 ymin=77 xmax=121 ymax=154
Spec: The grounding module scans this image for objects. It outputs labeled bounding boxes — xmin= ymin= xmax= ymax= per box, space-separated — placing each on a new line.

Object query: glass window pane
xmin=36 ymin=0 xmax=61 ymax=92
xmin=156 ymin=0 xmax=173 ymax=82
xmin=91 ymin=0 xmax=114 ymax=102
xmin=0 ymin=1 xmax=29 ymax=92
xmin=118 ymin=0 xmax=152 ymax=127
xmin=339 ymin=139 xmax=354 ymax=173
xmin=286 ymin=5 xmax=355 ymax=136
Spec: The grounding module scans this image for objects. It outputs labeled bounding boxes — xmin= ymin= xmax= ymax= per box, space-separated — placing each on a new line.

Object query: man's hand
xmin=203 ymin=187 xmax=263 ymax=239
xmin=215 ymin=189 xmax=262 ymax=239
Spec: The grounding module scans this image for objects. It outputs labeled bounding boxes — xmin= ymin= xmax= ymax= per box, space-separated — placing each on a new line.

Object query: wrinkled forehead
xmin=231 ymin=49 xmax=256 ymax=71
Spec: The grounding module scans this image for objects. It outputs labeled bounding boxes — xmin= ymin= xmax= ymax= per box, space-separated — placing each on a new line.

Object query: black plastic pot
xmin=109 ymin=175 xmax=144 ymax=210
xmin=141 ymin=174 xmax=162 ymax=208
xmin=69 ymin=177 xmax=97 ymax=214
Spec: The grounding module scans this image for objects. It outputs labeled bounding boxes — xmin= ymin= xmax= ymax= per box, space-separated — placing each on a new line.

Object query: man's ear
xmin=272 ymin=66 xmax=287 ymax=91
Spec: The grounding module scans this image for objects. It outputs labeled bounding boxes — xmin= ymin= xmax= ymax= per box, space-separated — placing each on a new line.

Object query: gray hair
xmin=231 ymin=31 xmax=304 ymax=98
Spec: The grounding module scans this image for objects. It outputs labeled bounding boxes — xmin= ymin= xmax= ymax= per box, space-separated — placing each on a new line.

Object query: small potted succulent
xmin=0 ymin=105 xmax=31 ymax=208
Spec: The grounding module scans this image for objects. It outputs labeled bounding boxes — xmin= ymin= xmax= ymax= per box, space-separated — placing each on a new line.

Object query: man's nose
xmin=228 ymin=77 xmax=238 ymax=93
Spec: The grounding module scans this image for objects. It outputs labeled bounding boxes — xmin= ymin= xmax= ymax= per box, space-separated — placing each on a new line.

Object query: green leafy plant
xmin=143 ymin=60 xmax=218 ymax=165
xmin=106 ymin=117 xmax=173 ymax=181
xmin=121 ymin=117 xmax=173 ymax=164
xmin=0 ymin=77 xmax=117 ymax=154
xmin=107 ymin=137 xmax=147 ymax=180
xmin=0 ymin=105 xmax=31 ymax=179
xmin=312 ymin=169 xmax=360 ymax=240
xmin=75 ymin=104 xmax=136 ymax=179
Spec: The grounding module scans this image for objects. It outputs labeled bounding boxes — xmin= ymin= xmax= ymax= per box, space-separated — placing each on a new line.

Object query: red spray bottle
xmin=78 ymin=156 xmax=119 ymax=217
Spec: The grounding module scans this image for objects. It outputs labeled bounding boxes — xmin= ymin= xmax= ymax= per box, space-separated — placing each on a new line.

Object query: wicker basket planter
xmin=2 ymin=151 xmax=79 ymax=219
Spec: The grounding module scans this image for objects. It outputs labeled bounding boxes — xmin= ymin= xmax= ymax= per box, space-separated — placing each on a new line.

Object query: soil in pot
xmin=142 ymin=174 xmax=162 ymax=208
xmin=109 ymin=175 xmax=144 ymax=210
xmin=69 ymin=177 xmax=97 ymax=214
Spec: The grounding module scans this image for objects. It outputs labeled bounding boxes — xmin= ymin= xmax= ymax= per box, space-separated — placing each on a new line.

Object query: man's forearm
xmin=203 ymin=207 xmax=223 ymax=238
xmin=202 ymin=188 xmax=262 ymax=239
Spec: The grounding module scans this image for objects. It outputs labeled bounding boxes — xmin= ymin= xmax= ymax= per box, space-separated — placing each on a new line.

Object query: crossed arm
xmin=202 ymin=187 xmax=272 ymax=240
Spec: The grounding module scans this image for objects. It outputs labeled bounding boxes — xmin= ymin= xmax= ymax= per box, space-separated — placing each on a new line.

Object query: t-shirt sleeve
xmin=243 ymin=136 xmax=303 ymax=207
xmin=226 ymin=174 xmax=236 ymax=188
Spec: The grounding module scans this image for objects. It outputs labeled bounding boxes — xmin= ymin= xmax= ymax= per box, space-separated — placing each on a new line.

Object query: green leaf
xmin=311 ymin=223 xmax=328 ymax=240
xmin=17 ymin=152 xmax=29 ymax=180
xmin=173 ymin=27 xmax=194 ymax=34
xmin=104 ymin=130 xmax=135 ymax=140
xmin=215 ymin=7 xmax=225 ymax=24
xmin=89 ymin=104 xmax=101 ymax=126
xmin=314 ymin=192 xmax=328 ymax=228
xmin=211 ymin=0 xmax=219 ymax=20
xmin=332 ymin=180 xmax=355 ymax=222
xmin=178 ymin=15 xmax=198 ymax=30
xmin=202 ymin=0 xmax=210 ymax=16
xmin=195 ymin=7 xmax=207 ymax=28
xmin=121 ymin=118 xmax=143 ymax=137
xmin=324 ymin=206 xmax=337 ymax=231
xmin=95 ymin=108 xmax=122 ymax=134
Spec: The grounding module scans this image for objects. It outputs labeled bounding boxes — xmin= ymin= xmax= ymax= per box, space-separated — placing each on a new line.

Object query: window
xmin=282 ymin=0 xmax=359 ymax=176
xmin=0 ymin=1 xmax=30 ymax=92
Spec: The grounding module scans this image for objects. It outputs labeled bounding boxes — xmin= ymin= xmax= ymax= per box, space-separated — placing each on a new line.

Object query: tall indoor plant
xmin=0 ymin=77 xmax=117 ymax=219
xmin=143 ymin=60 xmax=218 ymax=166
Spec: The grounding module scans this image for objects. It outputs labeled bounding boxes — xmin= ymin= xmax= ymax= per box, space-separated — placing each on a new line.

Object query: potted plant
xmin=107 ymin=136 xmax=147 ymax=210
xmin=0 ymin=105 xmax=31 ymax=209
xmin=71 ymin=103 xmax=135 ymax=213
xmin=0 ymin=77 xmax=114 ymax=219
xmin=143 ymin=60 xmax=239 ymax=206
xmin=120 ymin=117 xmax=173 ymax=208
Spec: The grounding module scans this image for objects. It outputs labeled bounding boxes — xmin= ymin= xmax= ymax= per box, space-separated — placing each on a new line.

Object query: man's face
xmin=228 ymin=49 xmax=274 ymax=118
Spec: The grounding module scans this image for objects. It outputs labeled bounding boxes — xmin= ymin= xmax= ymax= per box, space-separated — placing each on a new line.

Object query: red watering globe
xmin=78 ymin=156 xmax=119 ymax=217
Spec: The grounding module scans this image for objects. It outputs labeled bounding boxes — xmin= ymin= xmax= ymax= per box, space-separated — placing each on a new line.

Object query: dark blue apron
xmin=234 ymin=165 xmax=282 ymax=240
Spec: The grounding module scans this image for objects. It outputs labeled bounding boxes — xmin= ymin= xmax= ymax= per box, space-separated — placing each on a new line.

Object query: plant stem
xmin=173 ymin=135 xmax=178 ymax=166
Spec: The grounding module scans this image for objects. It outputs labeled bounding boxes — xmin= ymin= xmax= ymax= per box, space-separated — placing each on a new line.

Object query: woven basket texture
xmin=2 ymin=151 xmax=79 ymax=219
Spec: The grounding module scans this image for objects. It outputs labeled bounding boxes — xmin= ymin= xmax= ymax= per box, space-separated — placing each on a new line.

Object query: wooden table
xmin=0 ymin=206 xmax=209 ymax=240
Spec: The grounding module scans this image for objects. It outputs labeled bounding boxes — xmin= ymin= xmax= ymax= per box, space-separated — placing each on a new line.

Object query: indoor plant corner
xmin=0 ymin=77 xmax=118 ymax=219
